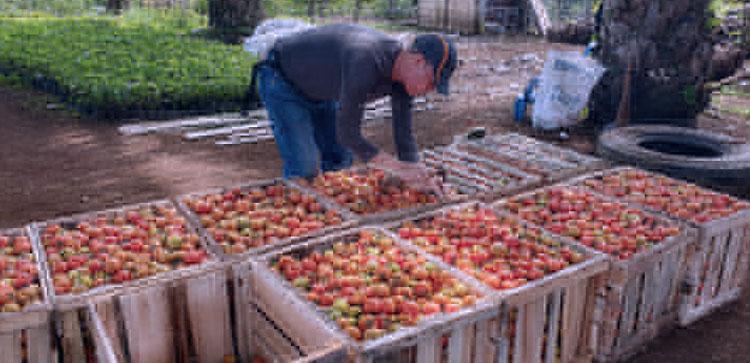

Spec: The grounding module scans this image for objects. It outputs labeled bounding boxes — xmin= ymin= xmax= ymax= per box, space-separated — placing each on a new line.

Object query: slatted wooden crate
xmin=0 ymin=227 xmax=54 ymax=363
xmin=385 ymin=203 xmax=610 ymax=363
xmin=79 ymin=261 xmax=234 ymax=363
xmin=421 ymin=147 xmax=541 ymax=201
xmin=290 ymin=168 xmax=466 ymax=225
xmin=492 ymin=185 xmax=696 ymax=362
xmin=250 ymin=226 xmax=503 ymax=363
xmin=569 ymin=166 xmax=750 ymax=327
xmin=28 ymin=200 xmax=226 ymax=363
xmin=451 ymin=132 xmax=607 ymax=185
xmin=175 ymin=179 xmax=358 ymax=261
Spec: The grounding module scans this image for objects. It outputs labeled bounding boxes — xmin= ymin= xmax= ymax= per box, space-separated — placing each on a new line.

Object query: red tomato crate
xmin=29 ymin=200 xmax=231 ymax=363
xmin=290 ymin=168 xmax=467 ymax=225
xmin=0 ymin=227 xmax=54 ymax=363
xmin=175 ymin=179 xmax=358 ymax=261
xmin=250 ymin=226 xmax=501 ymax=363
xmin=492 ymin=185 xmax=696 ymax=362
xmin=386 ymin=202 xmax=610 ymax=363
xmin=421 ymin=147 xmax=542 ymax=201
xmin=451 ymin=132 xmax=608 ymax=186
xmin=569 ymin=166 xmax=750 ymax=326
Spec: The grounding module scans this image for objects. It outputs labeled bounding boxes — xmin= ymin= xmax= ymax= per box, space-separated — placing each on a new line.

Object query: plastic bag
xmin=243 ymin=18 xmax=313 ymax=58
xmin=532 ymin=51 xmax=605 ymax=130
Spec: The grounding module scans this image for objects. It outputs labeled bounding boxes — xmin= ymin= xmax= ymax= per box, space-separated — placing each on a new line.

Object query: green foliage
xmin=0 ymin=14 xmax=255 ymax=116
xmin=0 ymin=0 xmax=107 ymax=17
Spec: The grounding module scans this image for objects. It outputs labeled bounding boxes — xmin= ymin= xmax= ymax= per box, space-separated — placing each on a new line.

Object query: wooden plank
xmin=566 ymin=279 xmax=588 ymax=362
xmin=613 ymin=277 xmax=637 ymax=350
xmin=183 ymin=121 xmax=271 ymax=140
xmin=702 ymin=231 xmax=730 ymax=302
xmin=495 ymin=306 xmax=510 ymax=363
xmin=58 ymin=309 xmax=86 ymax=363
xmin=27 ymin=325 xmax=52 ymax=363
xmin=637 ymin=264 xmax=656 ymax=330
xmin=118 ymin=112 xmax=265 ymax=136
xmin=94 ymin=299 xmax=126 ymax=362
xmin=415 ymin=334 xmax=440 ymax=363
xmin=87 ymin=305 xmax=119 ymax=363
xmin=544 ymin=290 xmax=562 ymax=363
xmin=233 ymin=264 xmax=254 ymax=363
xmin=730 ymin=226 xmax=750 ymax=289
xmin=215 ymin=134 xmax=275 ymax=146
xmin=512 ymin=306 xmax=525 ymax=363
xmin=523 ymin=297 xmax=546 ymax=363
xmin=249 ymin=307 xmax=301 ymax=361
xmin=474 ymin=319 xmax=492 ymax=363
xmin=185 ymin=269 xmax=233 ymax=363
xmin=0 ymin=331 xmax=23 ymax=363
xmin=447 ymin=324 xmax=473 ymax=363
xmin=119 ymin=285 xmax=174 ymax=363
xmin=719 ymin=227 xmax=745 ymax=294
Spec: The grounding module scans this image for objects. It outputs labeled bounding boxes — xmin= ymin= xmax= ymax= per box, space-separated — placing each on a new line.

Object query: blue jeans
xmin=257 ymin=55 xmax=353 ymax=179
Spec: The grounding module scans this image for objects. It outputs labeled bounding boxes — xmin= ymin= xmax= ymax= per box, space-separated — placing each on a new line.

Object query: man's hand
xmin=368 ymin=153 xmax=444 ymax=198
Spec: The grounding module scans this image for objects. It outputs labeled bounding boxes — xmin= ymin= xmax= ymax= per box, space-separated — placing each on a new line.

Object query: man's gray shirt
xmin=274 ymin=24 xmax=419 ymax=163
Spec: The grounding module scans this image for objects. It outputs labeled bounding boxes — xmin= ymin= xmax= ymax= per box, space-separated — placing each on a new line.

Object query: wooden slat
xmin=415 ymin=334 xmax=440 ymax=363
xmin=545 ymin=290 xmax=562 ymax=363
xmin=183 ymin=121 xmax=270 ymax=140
xmin=185 ymin=269 xmax=233 ymax=363
xmin=249 ymin=307 xmax=301 ymax=361
xmin=512 ymin=306 xmax=525 ymax=363
xmin=703 ymin=231 xmax=730 ymax=302
xmin=495 ymin=306 xmax=510 ymax=363
xmin=448 ymin=324 xmax=473 ymax=363
xmin=59 ymin=309 xmax=86 ymax=363
xmin=560 ymin=279 xmax=587 ymax=362
xmin=233 ymin=264 xmax=254 ymax=363
xmin=619 ymin=274 xmax=641 ymax=343
xmin=719 ymin=227 xmax=745 ymax=294
xmin=0 ymin=331 xmax=23 ymax=363
xmin=730 ymin=226 xmax=750 ymax=289
xmin=524 ymin=297 xmax=546 ymax=363
xmin=119 ymin=285 xmax=174 ymax=363
xmin=474 ymin=319 xmax=492 ymax=363
xmin=636 ymin=265 xmax=656 ymax=330
xmin=27 ymin=325 xmax=52 ymax=363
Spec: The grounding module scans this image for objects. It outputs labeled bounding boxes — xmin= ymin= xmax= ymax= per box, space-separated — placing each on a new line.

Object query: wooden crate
xmin=174 ymin=179 xmax=358 ymax=261
xmin=491 ymin=185 xmax=696 ymax=362
xmin=232 ymin=260 xmax=348 ymax=363
xmin=78 ymin=261 xmax=235 ymax=363
xmin=0 ymin=226 xmax=54 ymax=363
xmin=451 ymin=132 xmax=608 ymax=185
xmin=29 ymin=199 xmax=221 ymax=309
xmin=568 ymin=166 xmax=750 ymax=326
xmin=250 ymin=226 xmax=503 ymax=363
xmin=421 ymin=147 xmax=541 ymax=202
xmin=384 ymin=203 xmax=611 ymax=363
xmin=289 ymin=168 xmax=466 ymax=225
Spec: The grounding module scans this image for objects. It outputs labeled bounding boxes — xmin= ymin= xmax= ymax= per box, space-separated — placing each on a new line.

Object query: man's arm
xmin=390 ymin=83 xmax=419 ymax=162
xmin=335 ymin=52 xmax=381 ymax=162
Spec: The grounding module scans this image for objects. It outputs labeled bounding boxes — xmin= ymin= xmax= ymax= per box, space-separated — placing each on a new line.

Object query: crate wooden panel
xmin=491 ymin=185 xmax=696 ymax=362
xmin=29 ymin=199 xmax=220 ymax=310
xmin=78 ymin=261 xmax=234 ymax=363
xmin=421 ymin=148 xmax=542 ymax=201
xmin=290 ymin=168 xmax=466 ymax=225
xmin=174 ymin=179 xmax=358 ymax=262
xmin=568 ymin=166 xmax=750 ymax=326
xmin=384 ymin=203 xmax=610 ymax=363
xmin=250 ymin=226 xmax=502 ymax=363
xmin=0 ymin=226 xmax=54 ymax=363
xmin=231 ymin=260 xmax=348 ymax=363
xmin=451 ymin=132 xmax=607 ymax=184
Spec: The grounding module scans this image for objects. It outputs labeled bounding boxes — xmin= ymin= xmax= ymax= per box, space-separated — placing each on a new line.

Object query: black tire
xmin=597 ymin=125 xmax=750 ymax=194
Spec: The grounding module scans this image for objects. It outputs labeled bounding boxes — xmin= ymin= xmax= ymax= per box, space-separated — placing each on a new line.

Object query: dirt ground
xmin=1 ymin=35 xmax=749 ymax=362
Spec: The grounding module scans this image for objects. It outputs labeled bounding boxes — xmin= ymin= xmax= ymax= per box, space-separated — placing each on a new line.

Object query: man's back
xmin=275 ymin=24 xmax=402 ymax=101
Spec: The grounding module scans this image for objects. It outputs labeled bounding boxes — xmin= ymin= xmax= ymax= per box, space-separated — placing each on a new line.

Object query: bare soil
xmin=0 ymin=35 xmax=748 ymax=362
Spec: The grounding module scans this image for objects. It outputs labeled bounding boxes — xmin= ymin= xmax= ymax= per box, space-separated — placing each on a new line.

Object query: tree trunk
xmin=106 ymin=0 xmax=130 ymax=14
xmin=588 ymin=0 xmax=714 ymax=126
xmin=208 ymin=0 xmax=264 ymax=31
xmin=387 ymin=0 xmax=395 ymax=19
xmin=308 ymin=0 xmax=316 ymax=19
xmin=354 ymin=0 xmax=362 ymax=22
